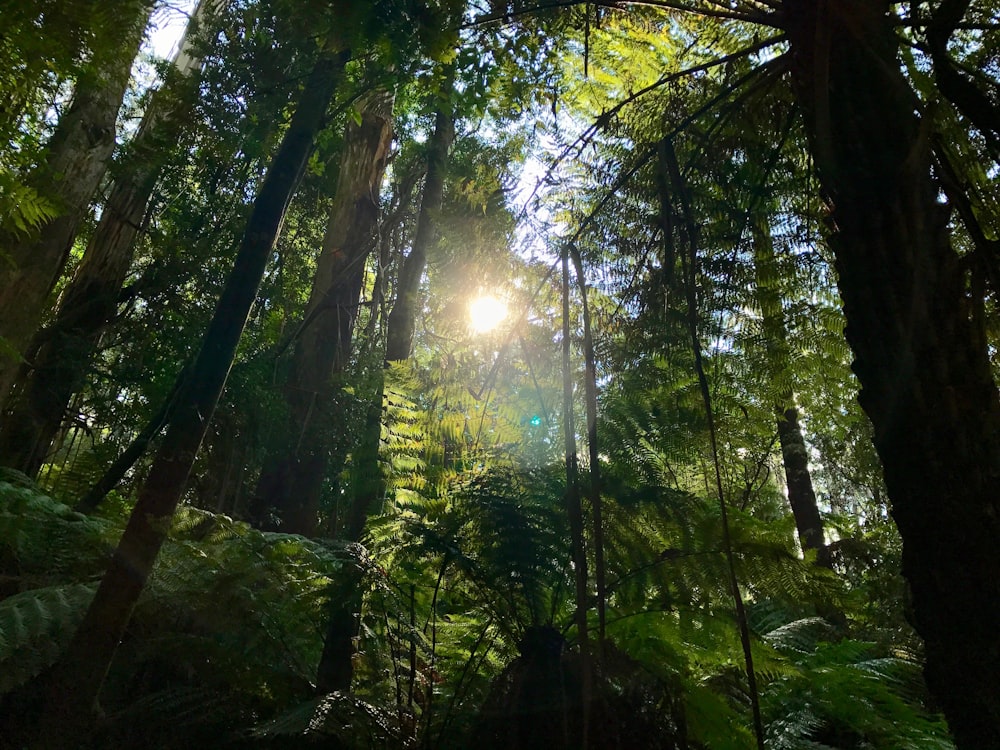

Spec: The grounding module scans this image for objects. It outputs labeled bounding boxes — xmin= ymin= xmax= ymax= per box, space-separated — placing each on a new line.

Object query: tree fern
xmin=760 ymin=618 xmax=953 ymax=749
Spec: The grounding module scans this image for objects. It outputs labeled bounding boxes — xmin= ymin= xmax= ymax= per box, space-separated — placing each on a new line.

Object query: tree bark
xmin=31 ymin=48 xmax=349 ymax=750
xmin=315 ymin=75 xmax=459 ymax=683
xmin=252 ymin=89 xmax=394 ymax=536
xmin=0 ymin=3 xmax=153 ymax=412
xmin=750 ymin=222 xmax=830 ymax=567
xmin=315 ymin=73 xmax=456 ymax=691
xmin=0 ymin=0 xmax=223 ymax=476
xmin=384 ymin=65 xmax=455 ymax=362
xmin=786 ymin=1 xmax=1000 ymax=745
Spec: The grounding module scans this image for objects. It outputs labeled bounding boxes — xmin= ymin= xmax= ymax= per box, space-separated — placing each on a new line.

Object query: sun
xmin=468 ymin=295 xmax=508 ymax=334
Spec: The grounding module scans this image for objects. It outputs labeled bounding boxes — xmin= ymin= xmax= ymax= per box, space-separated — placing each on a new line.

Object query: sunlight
xmin=468 ymin=295 xmax=508 ymax=333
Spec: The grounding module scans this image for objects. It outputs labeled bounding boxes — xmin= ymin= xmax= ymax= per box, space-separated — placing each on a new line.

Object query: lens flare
xmin=468 ymin=295 xmax=508 ymax=333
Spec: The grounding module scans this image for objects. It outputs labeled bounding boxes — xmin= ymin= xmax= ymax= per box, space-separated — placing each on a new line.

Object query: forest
xmin=1 ymin=0 xmax=998 ymax=747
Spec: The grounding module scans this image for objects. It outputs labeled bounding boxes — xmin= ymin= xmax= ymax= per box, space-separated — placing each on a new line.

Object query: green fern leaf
xmin=0 ymin=583 xmax=96 ymax=694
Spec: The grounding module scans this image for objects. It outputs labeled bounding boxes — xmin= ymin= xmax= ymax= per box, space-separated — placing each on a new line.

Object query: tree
xmin=750 ymin=220 xmax=830 ymax=567
xmin=0 ymin=0 xmax=225 ymax=477
xmin=385 ymin=61 xmax=456 ymax=363
xmin=3 ymin=1 xmax=998 ymax=747
xmin=32 ymin=41 xmax=351 ymax=749
xmin=783 ymin=3 xmax=1000 ymax=745
xmin=252 ymin=87 xmax=394 ymax=536
xmin=0 ymin=0 xmax=153 ymax=410
xmin=536 ymin=3 xmax=1000 ymax=741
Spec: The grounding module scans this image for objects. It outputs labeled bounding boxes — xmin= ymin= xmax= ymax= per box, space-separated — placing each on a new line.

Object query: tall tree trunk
xmin=384 ymin=65 xmax=455 ymax=362
xmin=30 ymin=48 xmax=349 ymax=750
xmin=561 ymin=250 xmax=592 ymax=748
xmin=252 ymin=89 xmax=393 ymax=535
xmin=786 ymin=1 xmax=1000 ymax=745
xmin=312 ymin=379 xmax=384 ymax=692
xmin=568 ymin=246 xmax=607 ymax=643
xmin=0 ymin=2 xmax=152 ymax=412
xmin=0 ymin=0 xmax=223 ymax=476
xmin=750 ymin=222 xmax=830 ymax=567
xmin=317 ymin=86 xmax=456 ymax=684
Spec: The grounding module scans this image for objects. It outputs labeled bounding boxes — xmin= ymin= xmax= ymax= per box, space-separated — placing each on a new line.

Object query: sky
xmin=147 ymin=0 xmax=200 ymax=62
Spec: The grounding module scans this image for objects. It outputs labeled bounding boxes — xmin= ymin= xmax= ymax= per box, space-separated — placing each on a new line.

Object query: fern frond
xmin=0 ymin=583 xmax=96 ymax=694
xmin=251 ymin=691 xmax=400 ymax=746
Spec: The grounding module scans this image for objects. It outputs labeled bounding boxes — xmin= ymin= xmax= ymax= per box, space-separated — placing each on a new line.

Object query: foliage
xmin=0 ymin=0 xmax=988 ymax=746
xmin=0 ymin=479 xmax=355 ymax=747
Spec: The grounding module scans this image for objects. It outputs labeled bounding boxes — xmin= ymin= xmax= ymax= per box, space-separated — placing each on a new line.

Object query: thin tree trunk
xmin=0 ymin=3 xmax=153 ymax=412
xmin=568 ymin=245 xmax=607 ymax=644
xmin=561 ymin=251 xmax=592 ymax=748
xmin=786 ymin=2 xmax=1000 ymax=745
xmin=749 ymin=222 xmax=830 ymax=567
xmin=252 ymin=89 xmax=393 ymax=536
xmin=384 ymin=65 xmax=455 ymax=362
xmin=0 ymin=0 xmax=223 ymax=476
xmin=31 ymin=48 xmax=349 ymax=750
xmin=662 ymin=138 xmax=765 ymax=750
xmin=74 ymin=363 xmax=189 ymax=514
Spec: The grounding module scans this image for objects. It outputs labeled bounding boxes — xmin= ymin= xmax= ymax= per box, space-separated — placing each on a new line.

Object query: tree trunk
xmin=786 ymin=1 xmax=1000 ymax=745
xmin=0 ymin=0 xmax=223 ymax=476
xmin=0 ymin=3 xmax=153 ymax=412
xmin=312 ymin=387 xmax=383 ymax=692
xmin=568 ymin=246 xmax=607 ymax=642
xmin=384 ymin=65 xmax=455 ymax=362
xmin=750 ymin=222 xmax=829 ymax=567
xmin=31 ymin=48 xmax=349 ymax=750
xmin=252 ymin=89 xmax=393 ymax=536
xmin=315 ymin=72 xmax=456 ymax=691
xmin=561 ymin=251 xmax=591 ymax=748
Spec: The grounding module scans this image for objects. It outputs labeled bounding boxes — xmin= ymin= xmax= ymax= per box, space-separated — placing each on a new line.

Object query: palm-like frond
xmin=761 ymin=619 xmax=953 ymax=750
xmin=0 ymin=477 xmax=112 ymax=591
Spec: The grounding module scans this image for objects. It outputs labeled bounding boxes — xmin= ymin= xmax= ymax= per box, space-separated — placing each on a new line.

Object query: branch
xmin=463 ymin=0 xmax=776 ymax=27
xmin=518 ymin=34 xmax=787 ymax=217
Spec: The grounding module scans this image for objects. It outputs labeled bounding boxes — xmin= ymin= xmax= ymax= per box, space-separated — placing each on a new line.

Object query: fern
xmin=0 ymin=479 xmax=112 ymax=590
xmin=251 ymin=691 xmax=400 ymax=747
xmin=0 ymin=582 xmax=96 ymax=694
xmin=0 ymin=170 xmax=56 ymax=238
xmin=761 ymin=619 xmax=953 ymax=749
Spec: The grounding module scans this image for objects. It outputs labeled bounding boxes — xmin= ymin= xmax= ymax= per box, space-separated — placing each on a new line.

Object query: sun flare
xmin=468 ymin=295 xmax=508 ymax=334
